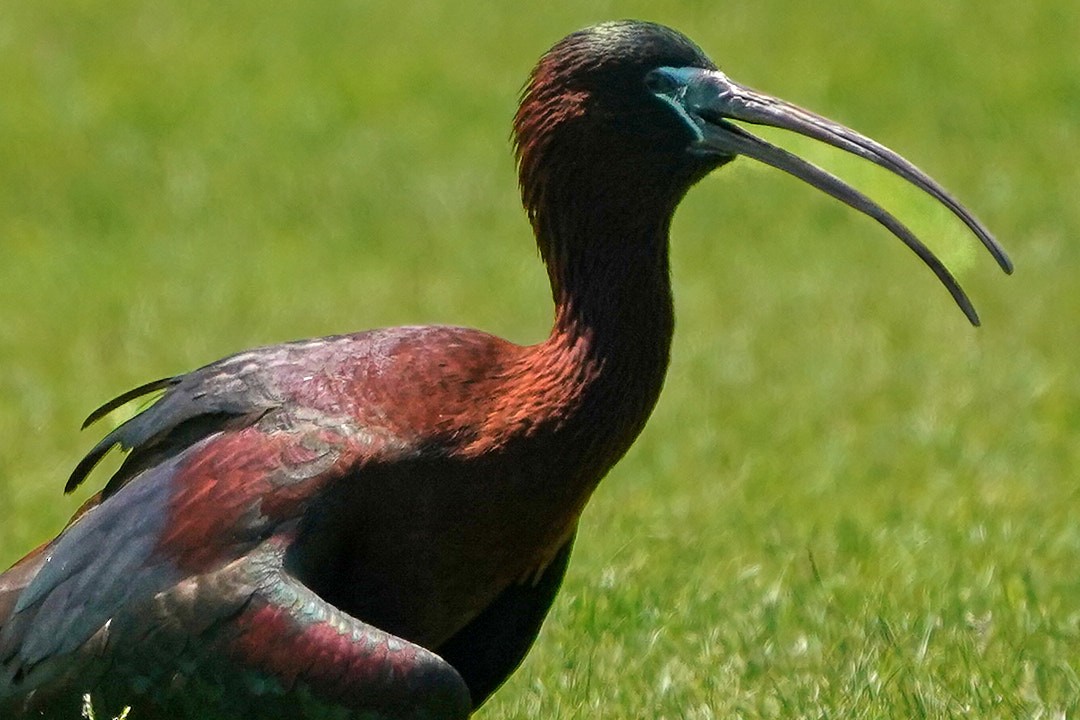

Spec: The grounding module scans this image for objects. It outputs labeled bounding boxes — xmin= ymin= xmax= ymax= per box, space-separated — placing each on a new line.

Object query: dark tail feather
xmin=81 ymin=377 xmax=178 ymax=430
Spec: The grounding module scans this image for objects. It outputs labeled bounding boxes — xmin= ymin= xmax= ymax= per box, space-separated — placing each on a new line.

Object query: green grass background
xmin=1 ymin=0 xmax=1077 ymax=717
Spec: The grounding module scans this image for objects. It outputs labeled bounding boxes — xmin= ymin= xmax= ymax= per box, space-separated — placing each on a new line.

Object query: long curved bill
xmin=649 ymin=67 xmax=1012 ymax=326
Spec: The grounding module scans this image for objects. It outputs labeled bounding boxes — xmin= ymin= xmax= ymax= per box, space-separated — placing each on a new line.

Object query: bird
xmin=0 ymin=19 xmax=1010 ymax=720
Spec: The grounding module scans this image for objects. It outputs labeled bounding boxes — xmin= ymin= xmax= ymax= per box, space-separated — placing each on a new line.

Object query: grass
xmin=1 ymin=0 xmax=1077 ymax=717
xmin=83 ymin=695 xmax=130 ymax=720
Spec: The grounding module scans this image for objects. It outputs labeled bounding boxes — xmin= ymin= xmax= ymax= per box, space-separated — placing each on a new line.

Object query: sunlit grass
xmin=1 ymin=1 xmax=1077 ymax=718
xmin=82 ymin=695 xmax=130 ymax=720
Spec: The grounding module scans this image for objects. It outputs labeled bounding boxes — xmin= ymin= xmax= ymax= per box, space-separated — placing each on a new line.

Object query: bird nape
xmin=0 ymin=19 xmax=1008 ymax=720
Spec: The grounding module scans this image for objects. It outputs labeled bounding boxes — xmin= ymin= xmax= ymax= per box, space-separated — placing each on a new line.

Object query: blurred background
xmin=1 ymin=0 xmax=1077 ymax=716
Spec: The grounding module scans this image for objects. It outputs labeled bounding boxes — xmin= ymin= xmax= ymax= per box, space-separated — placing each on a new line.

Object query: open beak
xmin=648 ymin=66 xmax=1012 ymax=326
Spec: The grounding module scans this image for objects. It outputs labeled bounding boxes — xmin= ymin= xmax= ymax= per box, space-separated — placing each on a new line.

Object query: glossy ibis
xmin=0 ymin=19 xmax=1010 ymax=720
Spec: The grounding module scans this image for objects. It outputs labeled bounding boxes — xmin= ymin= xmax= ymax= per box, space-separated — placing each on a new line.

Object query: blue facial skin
xmin=646 ymin=66 xmax=708 ymax=144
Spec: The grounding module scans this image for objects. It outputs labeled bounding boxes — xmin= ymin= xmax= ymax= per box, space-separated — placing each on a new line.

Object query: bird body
xmin=1 ymin=316 xmax=669 ymax=718
xmin=0 ymin=20 xmax=1008 ymax=720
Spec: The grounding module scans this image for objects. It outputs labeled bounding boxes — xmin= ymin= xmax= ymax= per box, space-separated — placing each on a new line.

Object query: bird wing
xmin=65 ymin=326 xmax=497 ymax=500
xmin=66 ymin=339 xmax=311 ymax=497
xmin=1 ymin=416 xmax=470 ymax=718
xmin=0 ymin=329 xmax=490 ymax=717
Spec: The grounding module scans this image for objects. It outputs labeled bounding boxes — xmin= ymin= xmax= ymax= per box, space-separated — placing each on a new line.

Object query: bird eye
xmin=644 ymin=68 xmax=683 ymax=97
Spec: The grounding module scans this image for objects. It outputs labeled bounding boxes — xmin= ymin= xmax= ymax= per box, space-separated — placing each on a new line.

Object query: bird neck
xmin=530 ymin=198 xmax=677 ymax=460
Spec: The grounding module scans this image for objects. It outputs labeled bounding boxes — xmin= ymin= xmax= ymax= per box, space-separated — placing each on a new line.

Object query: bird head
xmin=514 ymin=20 xmax=1011 ymax=324
xmin=515 ymin=22 xmax=725 ymax=219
